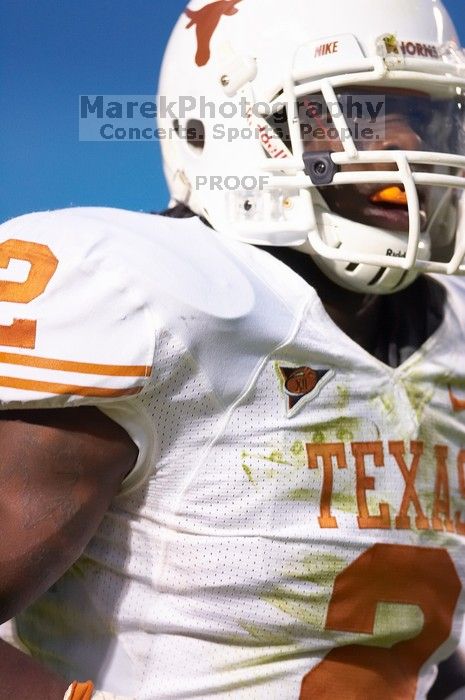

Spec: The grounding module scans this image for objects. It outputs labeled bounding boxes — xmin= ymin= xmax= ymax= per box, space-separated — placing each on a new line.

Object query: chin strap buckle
xmin=303 ymin=151 xmax=339 ymax=185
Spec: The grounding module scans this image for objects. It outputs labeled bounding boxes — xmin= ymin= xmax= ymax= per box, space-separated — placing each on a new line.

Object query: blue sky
xmin=1 ymin=0 xmax=465 ymax=223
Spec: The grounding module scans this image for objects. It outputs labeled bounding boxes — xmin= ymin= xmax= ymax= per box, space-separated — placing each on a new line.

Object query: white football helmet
xmin=158 ymin=0 xmax=465 ymax=293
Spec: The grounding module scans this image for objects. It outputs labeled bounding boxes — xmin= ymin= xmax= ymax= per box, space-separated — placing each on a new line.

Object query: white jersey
xmin=1 ymin=207 xmax=465 ymax=699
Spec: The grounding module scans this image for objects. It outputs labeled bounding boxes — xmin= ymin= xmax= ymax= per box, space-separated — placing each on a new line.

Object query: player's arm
xmin=0 ymin=406 xmax=138 ymax=700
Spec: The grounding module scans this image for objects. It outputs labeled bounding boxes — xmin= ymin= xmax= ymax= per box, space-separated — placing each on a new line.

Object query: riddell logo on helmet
xmin=185 ymin=0 xmax=242 ymax=67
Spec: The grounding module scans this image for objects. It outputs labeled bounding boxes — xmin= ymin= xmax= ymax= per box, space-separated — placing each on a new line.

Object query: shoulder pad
xmin=0 ymin=208 xmax=154 ymax=407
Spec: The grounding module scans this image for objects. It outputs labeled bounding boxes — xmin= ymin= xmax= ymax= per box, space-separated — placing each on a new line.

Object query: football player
xmin=1 ymin=1 xmax=465 ymax=698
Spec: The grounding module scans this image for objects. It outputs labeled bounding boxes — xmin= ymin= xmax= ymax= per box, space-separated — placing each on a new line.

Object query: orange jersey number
xmin=0 ymin=239 xmax=58 ymax=349
xmin=300 ymin=544 xmax=461 ymax=699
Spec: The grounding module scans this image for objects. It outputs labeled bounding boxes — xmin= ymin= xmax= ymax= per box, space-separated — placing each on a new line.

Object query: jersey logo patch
xmin=185 ymin=0 xmax=242 ymax=67
xmin=278 ymin=363 xmax=334 ymax=417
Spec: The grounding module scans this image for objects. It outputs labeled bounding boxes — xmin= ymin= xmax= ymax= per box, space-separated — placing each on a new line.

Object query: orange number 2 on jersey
xmin=0 ymin=239 xmax=58 ymax=349
xmin=300 ymin=544 xmax=461 ymax=699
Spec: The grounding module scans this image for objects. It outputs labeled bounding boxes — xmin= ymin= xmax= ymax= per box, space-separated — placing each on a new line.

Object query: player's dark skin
xmin=0 ymin=408 xmax=138 ymax=699
xmin=288 ymin=104 xmax=431 ymax=353
xmin=0 ymin=111 xmax=463 ymax=699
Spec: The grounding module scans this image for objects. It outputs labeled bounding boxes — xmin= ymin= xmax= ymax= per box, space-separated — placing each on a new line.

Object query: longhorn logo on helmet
xmin=185 ymin=0 xmax=242 ymax=67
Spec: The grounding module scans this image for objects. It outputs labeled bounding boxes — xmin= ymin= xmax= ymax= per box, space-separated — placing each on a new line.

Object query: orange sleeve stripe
xmin=0 ymin=350 xmax=150 ymax=377
xmin=0 ymin=375 xmax=143 ymax=398
xmin=68 ymin=680 xmax=94 ymax=700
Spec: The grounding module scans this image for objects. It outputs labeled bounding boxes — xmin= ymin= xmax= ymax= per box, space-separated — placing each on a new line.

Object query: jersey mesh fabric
xmin=4 ymin=210 xmax=465 ymax=699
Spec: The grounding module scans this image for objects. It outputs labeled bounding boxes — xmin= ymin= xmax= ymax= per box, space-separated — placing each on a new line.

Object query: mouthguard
xmin=370 ymin=186 xmax=408 ymax=206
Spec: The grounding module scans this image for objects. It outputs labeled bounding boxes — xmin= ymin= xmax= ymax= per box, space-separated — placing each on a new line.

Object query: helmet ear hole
xmin=186 ymin=119 xmax=206 ymax=154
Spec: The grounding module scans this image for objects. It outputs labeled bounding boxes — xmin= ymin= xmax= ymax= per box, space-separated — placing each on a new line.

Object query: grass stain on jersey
xmin=219 ymin=640 xmax=304 ymax=672
xmin=262 ymin=552 xmax=348 ymax=631
xmin=336 ymin=385 xmax=350 ymax=410
xmin=376 ymin=392 xmax=396 ymax=417
xmin=331 ymin=491 xmax=358 ymax=514
xmin=291 ymin=440 xmax=304 ymax=457
xmin=221 ymin=645 xmax=304 ymax=671
xmin=242 ymin=448 xmax=291 ymax=467
xmin=284 ymin=489 xmax=356 ymax=514
xmin=336 ymin=427 xmax=355 ymax=442
xmin=289 ymin=553 xmax=347 ymax=585
xmin=262 ymin=587 xmax=329 ymax=630
xmin=428 ymin=371 xmax=465 ymax=390
xmin=227 ymin=553 xmax=351 ymax=671
xmin=286 ymin=488 xmax=319 ymax=501
xmin=265 ymin=450 xmax=288 ymax=464
xmin=402 ymin=379 xmax=434 ymax=421
xmin=239 ymin=622 xmax=294 ymax=647
xmin=311 ymin=429 xmax=326 ymax=443
xmin=242 ymin=463 xmax=255 ymax=484
xmin=302 ymin=417 xmax=360 ymax=443
xmin=221 ymin=626 xmax=299 ymax=673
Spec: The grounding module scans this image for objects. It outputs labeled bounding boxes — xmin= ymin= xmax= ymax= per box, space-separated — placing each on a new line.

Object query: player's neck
xmin=265 ymin=247 xmax=383 ymax=354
